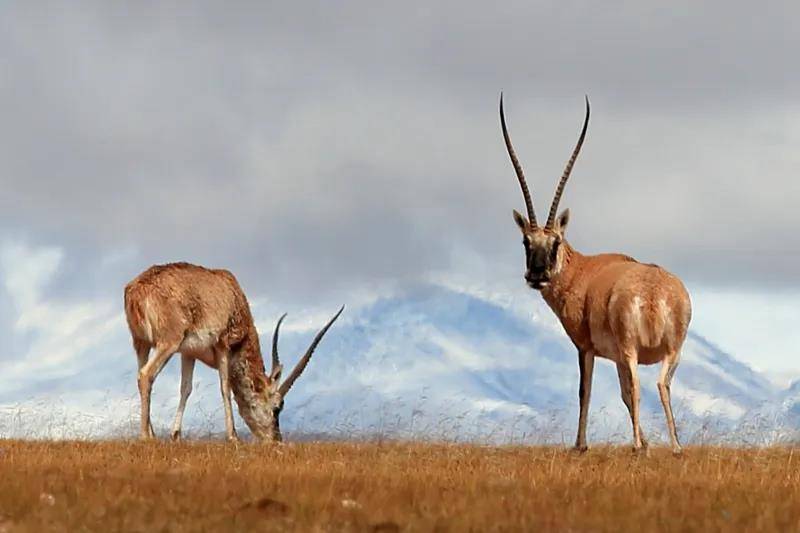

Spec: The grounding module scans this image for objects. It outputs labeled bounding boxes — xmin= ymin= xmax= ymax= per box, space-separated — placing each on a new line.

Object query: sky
xmin=1 ymin=1 xmax=799 ymax=396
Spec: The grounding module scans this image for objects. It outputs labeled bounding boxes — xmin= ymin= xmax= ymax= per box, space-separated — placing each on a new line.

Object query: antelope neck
xmin=228 ymin=331 xmax=274 ymax=436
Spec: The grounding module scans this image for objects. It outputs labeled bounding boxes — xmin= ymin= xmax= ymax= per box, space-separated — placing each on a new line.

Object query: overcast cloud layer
xmin=1 ymin=3 xmax=799 ymax=379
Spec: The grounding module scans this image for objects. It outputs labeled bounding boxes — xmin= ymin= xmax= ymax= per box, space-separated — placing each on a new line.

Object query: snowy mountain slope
xmin=276 ymin=284 xmax=780 ymax=443
xmin=0 ymin=283 xmax=789 ymax=444
xmin=775 ymin=379 xmax=800 ymax=428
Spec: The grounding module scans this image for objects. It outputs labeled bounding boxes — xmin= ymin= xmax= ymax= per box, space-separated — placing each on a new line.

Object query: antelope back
xmin=124 ymin=262 xmax=253 ymax=348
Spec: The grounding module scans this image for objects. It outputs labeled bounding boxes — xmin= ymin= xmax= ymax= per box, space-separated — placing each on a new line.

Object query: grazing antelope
xmin=499 ymin=94 xmax=691 ymax=454
xmin=124 ymin=262 xmax=343 ymax=442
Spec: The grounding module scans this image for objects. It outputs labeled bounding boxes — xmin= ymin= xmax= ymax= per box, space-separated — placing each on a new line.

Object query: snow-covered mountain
xmin=777 ymin=380 xmax=800 ymax=426
xmin=1 ymin=283 xmax=794 ymax=444
xmin=276 ymin=284 xmax=783 ymax=444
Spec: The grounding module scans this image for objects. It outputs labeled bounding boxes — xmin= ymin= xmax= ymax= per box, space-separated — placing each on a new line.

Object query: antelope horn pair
xmin=271 ymin=305 xmax=345 ymax=396
xmin=500 ymin=93 xmax=590 ymax=229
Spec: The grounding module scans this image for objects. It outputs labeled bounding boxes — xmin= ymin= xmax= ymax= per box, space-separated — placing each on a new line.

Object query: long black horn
xmin=278 ymin=306 xmax=345 ymax=396
xmin=500 ymin=93 xmax=538 ymax=227
xmin=271 ymin=313 xmax=287 ymax=374
xmin=546 ymin=96 xmax=590 ymax=228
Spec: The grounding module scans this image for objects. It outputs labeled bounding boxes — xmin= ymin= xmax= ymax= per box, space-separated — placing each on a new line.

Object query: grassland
xmin=0 ymin=440 xmax=798 ymax=531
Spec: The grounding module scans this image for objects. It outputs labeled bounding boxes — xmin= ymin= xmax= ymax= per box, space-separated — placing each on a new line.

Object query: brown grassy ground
xmin=0 ymin=440 xmax=798 ymax=532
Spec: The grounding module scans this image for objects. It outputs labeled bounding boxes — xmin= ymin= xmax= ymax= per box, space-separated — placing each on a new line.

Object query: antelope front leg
xmin=216 ymin=349 xmax=239 ymax=442
xmin=574 ymin=350 xmax=594 ymax=452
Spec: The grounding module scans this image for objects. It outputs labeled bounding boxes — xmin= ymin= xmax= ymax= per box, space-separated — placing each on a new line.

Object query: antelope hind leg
xmin=170 ymin=354 xmax=196 ymax=442
xmin=138 ymin=340 xmax=179 ymax=440
xmin=657 ymin=351 xmax=682 ymax=455
xmin=616 ymin=362 xmax=648 ymax=449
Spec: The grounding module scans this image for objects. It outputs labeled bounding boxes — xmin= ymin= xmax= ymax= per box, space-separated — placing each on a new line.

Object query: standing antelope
xmin=124 ymin=262 xmax=343 ymax=442
xmin=499 ymin=94 xmax=691 ymax=454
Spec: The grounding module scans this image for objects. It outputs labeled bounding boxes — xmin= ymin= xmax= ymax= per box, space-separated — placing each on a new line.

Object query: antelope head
xmin=248 ymin=306 xmax=344 ymax=442
xmin=500 ymin=94 xmax=590 ymax=290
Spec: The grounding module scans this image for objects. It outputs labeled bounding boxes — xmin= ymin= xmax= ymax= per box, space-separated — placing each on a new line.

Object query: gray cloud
xmin=1 ymin=1 xmax=799 ymax=302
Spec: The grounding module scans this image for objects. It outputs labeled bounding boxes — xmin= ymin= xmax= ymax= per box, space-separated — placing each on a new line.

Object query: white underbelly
xmin=179 ymin=329 xmax=220 ymax=357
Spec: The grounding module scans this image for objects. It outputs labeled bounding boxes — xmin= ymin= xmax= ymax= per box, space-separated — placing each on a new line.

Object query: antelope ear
xmin=555 ymin=208 xmax=570 ymax=235
xmin=513 ymin=209 xmax=528 ymax=231
xmin=269 ymin=363 xmax=283 ymax=383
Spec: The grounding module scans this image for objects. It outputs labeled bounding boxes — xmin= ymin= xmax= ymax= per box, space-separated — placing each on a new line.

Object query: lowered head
xmin=239 ymin=306 xmax=344 ymax=442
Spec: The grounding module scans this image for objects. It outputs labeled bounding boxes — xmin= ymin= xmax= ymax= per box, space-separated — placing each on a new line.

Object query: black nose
xmin=528 ymin=265 xmax=546 ymax=278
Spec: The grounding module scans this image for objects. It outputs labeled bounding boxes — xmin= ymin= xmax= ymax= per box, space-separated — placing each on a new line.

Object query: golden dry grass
xmin=0 ymin=440 xmax=799 ymax=532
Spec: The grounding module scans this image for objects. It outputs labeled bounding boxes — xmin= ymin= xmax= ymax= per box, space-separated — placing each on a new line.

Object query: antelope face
xmin=257 ymin=306 xmax=345 ymax=443
xmin=260 ymin=385 xmax=285 ymax=442
xmin=237 ymin=378 xmax=285 ymax=442
xmin=514 ymin=208 xmax=569 ymax=290
xmin=500 ymin=93 xmax=589 ymax=290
